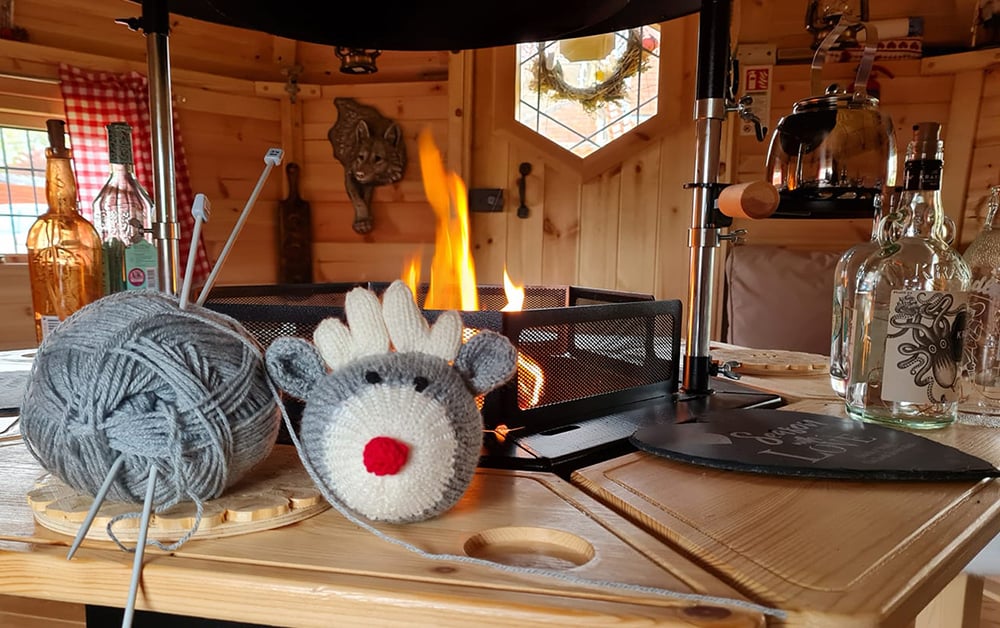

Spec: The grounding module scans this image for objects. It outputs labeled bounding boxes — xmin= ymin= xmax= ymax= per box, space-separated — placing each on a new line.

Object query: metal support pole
xmin=143 ymin=0 xmax=180 ymax=295
xmin=683 ymin=0 xmax=732 ymax=394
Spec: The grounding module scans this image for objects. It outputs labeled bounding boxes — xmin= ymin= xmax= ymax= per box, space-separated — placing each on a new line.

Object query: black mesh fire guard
xmin=204 ymin=282 xmax=681 ymax=436
xmin=205 ymin=282 xmax=780 ymax=475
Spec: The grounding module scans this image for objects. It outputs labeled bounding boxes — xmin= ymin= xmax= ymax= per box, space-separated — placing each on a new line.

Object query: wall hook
xmin=516 ymin=162 xmax=532 ymax=219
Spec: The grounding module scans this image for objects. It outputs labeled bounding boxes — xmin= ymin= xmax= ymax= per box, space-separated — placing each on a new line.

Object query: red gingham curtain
xmin=57 ymin=63 xmax=210 ymax=288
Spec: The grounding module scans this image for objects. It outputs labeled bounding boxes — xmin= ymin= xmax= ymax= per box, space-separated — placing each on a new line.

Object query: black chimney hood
xmin=154 ymin=0 xmax=700 ymax=50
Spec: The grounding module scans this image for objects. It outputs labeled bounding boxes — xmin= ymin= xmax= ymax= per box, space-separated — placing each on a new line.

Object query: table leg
xmin=915 ymin=572 xmax=984 ymax=628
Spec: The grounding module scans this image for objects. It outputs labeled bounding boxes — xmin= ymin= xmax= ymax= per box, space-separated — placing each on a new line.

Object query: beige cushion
xmin=724 ymin=244 xmax=842 ymax=355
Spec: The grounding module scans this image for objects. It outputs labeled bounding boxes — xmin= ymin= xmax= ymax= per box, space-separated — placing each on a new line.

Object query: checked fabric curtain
xmin=57 ymin=63 xmax=210 ymax=287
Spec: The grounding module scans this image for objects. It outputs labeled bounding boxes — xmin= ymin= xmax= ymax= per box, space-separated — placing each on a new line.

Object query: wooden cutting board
xmin=710 ymin=342 xmax=829 ymax=376
xmin=27 ymin=446 xmax=328 ymax=542
xmin=277 ymin=162 xmax=313 ymax=284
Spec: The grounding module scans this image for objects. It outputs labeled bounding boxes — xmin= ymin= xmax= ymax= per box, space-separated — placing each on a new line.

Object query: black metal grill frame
xmin=204 ymin=283 xmax=681 ymax=437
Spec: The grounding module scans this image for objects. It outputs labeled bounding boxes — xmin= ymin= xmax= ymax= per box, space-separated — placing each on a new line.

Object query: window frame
xmin=493 ymin=20 xmax=683 ymax=181
xmin=0 ymin=75 xmax=65 ymax=261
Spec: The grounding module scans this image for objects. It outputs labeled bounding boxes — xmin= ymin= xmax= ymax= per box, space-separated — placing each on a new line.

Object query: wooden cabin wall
xmin=468 ymin=15 xmax=700 ymax=308
xmin=0 ymin=0 xmax=447 ymax=349
xmin=0 ymin=0 xmax=995 ymax=353
xmin=730 ymin=0 xmax=994 ymax=254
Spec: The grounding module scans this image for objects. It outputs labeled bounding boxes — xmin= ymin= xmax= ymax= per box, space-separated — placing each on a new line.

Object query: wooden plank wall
xmin=302 ymin=81 xmax=448 ymax=283
xmin=962 ymin=68 xmax=1000 ymax=245
xmin=730 ymin=59 xmax=956 ymax=253
xmin=469 ymin=15 xmax=699 ymax=304
xmin=0 ymin=1 xmax=448 ymax=349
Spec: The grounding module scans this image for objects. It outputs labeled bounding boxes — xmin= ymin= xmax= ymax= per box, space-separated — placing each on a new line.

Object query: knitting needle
xmin=66 ymin=454 xmax=125 ymax=560
xmin=195 ymin=147 xmax=284 ymax=306
xmin=178 ymin=194 xmax=210 ymax=310
xmin=122 ymin=464 xmax=158 ymax=628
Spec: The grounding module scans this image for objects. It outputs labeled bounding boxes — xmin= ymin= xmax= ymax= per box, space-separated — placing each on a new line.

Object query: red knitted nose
xmin=363 ymin=436 xmax=410 ymax=476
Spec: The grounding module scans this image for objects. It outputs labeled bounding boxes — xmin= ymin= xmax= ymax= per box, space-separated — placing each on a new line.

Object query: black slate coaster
xmin=631 ymin=409 xmax=1000 ymax=481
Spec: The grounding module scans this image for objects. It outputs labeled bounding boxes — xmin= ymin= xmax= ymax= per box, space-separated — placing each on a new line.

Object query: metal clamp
xmin=718 ymin=228 xmax=748 ymax=246
xmin=711 ymin=360 xmax=743 ymax=380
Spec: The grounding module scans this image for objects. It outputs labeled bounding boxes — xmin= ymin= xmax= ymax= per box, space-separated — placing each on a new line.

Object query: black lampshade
xmin=146 ymin=1 xmax=700 ymax=50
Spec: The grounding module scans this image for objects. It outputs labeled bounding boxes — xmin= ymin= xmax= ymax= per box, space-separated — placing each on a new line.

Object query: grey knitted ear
xmin=454 ymin=330 xmax=517 ymax=396
xmin=265 ymin=336 xmax=328 ymax=400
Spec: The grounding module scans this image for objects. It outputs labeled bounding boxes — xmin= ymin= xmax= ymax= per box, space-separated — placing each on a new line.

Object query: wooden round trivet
xmin=27 ymin=446 xmax=329 ymax=542
xmin=709 ymin=343 xmax=829 ymax=376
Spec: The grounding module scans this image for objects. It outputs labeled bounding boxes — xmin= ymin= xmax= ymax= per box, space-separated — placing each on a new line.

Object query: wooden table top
xmin=4 ymin=347 xmax=1000 ymax=627
xmin=573 ymin=397 xmax=1000 ymax=626
xmin=0 ymin=440 xmax=769 ymax=627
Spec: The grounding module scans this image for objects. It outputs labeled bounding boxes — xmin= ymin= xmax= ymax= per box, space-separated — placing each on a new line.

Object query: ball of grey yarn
xmin=20 ymin=290 xmax=280 ymax=510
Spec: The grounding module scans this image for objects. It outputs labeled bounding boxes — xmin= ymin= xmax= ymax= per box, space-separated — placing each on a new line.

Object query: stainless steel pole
xmin=143 ymin=0 xmax=180 ymax=295
xmin=683 ymin=0 xmax=732 ymax=394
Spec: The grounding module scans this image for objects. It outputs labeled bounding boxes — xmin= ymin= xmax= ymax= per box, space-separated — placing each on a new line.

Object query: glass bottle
xmin=92 ymin=122 xmax=157 ymax=293
xmin=830 ymin=189 xmax=897 ymax=397
xmin=959 ymin=184 xmax=1000 ymax=421
xmin=845 ymin=122 xmax=971 ymax=428
xmin=26 ymin=119 xmax=103 ymax=343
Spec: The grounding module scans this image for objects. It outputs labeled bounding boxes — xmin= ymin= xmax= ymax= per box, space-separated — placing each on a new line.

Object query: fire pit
xmin=205 ymin=282 xmax=780 ymax=476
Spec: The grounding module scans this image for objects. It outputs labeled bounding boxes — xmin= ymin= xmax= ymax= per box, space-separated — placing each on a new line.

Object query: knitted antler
xmin=382 ymin=281 xmax=462 ymax=361
xmin=312 ymin=281 xmax=462 ymax=370
xmin=313 ymin=286 xmax=390 ymax=370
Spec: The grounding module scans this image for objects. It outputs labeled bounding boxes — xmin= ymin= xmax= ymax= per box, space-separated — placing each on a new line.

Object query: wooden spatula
xmin=277 ymin=162 xmax=313 ymax=284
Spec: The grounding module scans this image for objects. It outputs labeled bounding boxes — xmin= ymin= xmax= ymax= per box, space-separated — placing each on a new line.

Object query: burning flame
xmin=500 ymin=268 xmax=524 ymax=312
xmin=406 ymin=130 xmax=544 ymax=412
xmin=499 ymin=268 xmax=544 ymax=408
xmin=402 ymin=253 xmax=421 ymax=299
xmin=417 ymin=128 xmax=478 ymax=311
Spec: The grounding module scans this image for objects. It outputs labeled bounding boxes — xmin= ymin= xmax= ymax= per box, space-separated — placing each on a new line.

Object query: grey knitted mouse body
xmin=266 ymin=280 xmax=516 ymax=523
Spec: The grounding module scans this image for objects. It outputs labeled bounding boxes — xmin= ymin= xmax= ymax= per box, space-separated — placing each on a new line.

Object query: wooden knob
xmin=717 ymin=181 xmax=780 ymax=220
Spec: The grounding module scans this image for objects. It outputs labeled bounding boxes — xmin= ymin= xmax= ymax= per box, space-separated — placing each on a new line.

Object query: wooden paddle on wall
xmin=277 ymin=162 xmax=313 ymax=283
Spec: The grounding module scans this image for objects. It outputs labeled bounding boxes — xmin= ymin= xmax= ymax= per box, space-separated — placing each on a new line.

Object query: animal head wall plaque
xmin=328 ymin=97 xmax=407 ymax=234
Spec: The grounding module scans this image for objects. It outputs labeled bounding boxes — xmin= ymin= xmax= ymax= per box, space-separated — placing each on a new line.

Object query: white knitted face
xmin=317 ymin=384 xmax=457 ymax=521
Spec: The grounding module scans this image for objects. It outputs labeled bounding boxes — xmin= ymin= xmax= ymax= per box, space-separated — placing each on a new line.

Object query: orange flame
xmin=500 ymin=268 xmax=524 ymax=312
xmin=408 ymin=131 xmax=544 ymax=410
xmin=401 ymin=253 xmax=421 ymax=300
xmin=500 ymin=268 xmax=544 ymax=408
xmin=418 ymin=128 xmax=478 ymax=311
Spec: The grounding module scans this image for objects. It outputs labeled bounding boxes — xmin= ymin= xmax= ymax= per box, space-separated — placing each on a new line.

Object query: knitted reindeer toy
xmin=265 ymin=280 xmax=516 ymax=523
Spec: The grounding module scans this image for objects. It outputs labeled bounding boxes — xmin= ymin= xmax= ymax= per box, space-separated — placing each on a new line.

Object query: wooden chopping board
xmin=277 ymin=162 xmax=313 ymax=284
xmin=710 ymin=342 xmax=829 ymax=376
xmin=27 ymin=446 xmax=328 ymax=542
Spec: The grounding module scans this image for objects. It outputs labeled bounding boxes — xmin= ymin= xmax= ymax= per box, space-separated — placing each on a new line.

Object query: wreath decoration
xmin=529 ymin=29 xmax=647 ymax=113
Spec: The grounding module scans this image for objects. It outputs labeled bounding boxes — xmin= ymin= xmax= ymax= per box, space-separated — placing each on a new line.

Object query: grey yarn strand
xmin=20 ymin=290 xmax=280 ymax=534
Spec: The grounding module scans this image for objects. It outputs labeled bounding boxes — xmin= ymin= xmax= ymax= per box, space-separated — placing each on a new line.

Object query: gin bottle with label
xmin=92 ymin=122 xmax=158 ymax=293
xmin=959 ymin=184 xmax=1000 ymax=421
xmin=26 ymin=119 xmax=103 ymax=342
xmin=830 ymin=189 xmax=900 ymax=397
xmin=845 ymin=122 xmax=971 ymax=428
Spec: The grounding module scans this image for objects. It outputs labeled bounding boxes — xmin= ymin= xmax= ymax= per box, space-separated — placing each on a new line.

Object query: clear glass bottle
xmin=845 ymin=122 xmax=971 ymax=428
xmin=26 ymin=119 xmax=103 ymax=342
xmin=959 ymin=184 xmax=1000 ymax=421
xmin=92 ymin=122 xmax=157 ymax=293
xmin=830 ymin=189 xmax=898 ymax=397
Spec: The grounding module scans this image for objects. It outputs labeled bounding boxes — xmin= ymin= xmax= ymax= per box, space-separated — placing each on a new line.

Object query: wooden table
xmin=573 ymin=397 xmax=1000 ymax=627
xmin=2 ymin=352 xmax=1000 ymax=626
xmin=0 ymin=440 xmax=768 ymax=626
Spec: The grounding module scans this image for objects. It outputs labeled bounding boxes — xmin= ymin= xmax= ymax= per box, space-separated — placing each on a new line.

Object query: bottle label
xmin=39 ymin=315 xmax=60 ymax=339
xmin=881 ymin=289 xmax=967 ymax=404
xmin=903 ymin=159 xmax=942 ymax=191
xmin=124 ymin=240 xmax=159 ymax=291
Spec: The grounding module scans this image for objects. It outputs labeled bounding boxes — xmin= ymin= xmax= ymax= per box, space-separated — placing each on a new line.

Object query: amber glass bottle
xmin=26 ymin=119 xmax=103 ymax=342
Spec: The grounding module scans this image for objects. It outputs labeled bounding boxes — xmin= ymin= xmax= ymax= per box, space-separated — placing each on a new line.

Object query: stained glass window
xmin=516 ymin=26 xmax=661 ymax=158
